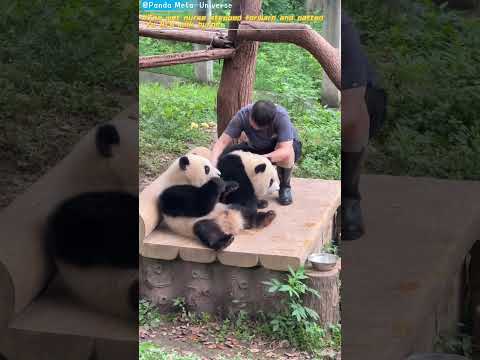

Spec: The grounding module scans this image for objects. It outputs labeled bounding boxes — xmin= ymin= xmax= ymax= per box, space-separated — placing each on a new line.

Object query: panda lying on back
xmin=217 ymin=150 xmax=280 ymax=210
xmin=158 ymin=154 xmax=277 ymax=250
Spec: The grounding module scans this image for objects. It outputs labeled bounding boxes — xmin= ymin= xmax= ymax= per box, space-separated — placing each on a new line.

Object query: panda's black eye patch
xmin=96 ymin=124 xmax=120 ymax=158
xmin=179 ymin=156 xmax=190 ymax=170
xmin=205 ymin=165 xmax=210 ymax=174
xmin=255 ymin=163 xmax=267 ymax=174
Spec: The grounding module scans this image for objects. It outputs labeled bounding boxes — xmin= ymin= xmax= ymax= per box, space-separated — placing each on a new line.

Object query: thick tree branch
xmin=139 ymin=23 xmax=232 ymax=48
xmin=237 ymin=21 xmax=341 ymax=90
xmin=139 ymin=49 xmax=235 ymax=69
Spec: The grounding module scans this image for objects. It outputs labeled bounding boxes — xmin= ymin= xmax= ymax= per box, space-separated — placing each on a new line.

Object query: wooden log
xmin=139 ymin=24 xmax=233 ymax=48
xmin=304 ymin=262 xmax=341 ymax=325
xmin=216 ymin=0 xmax=261 ymax=136
xmin=139 ymin=49 xmax=235 ymax=69
xmin=139 ymin=16 xmax=227 ymax=32
xmin=237 ymin=21 xmax=341 ymax=90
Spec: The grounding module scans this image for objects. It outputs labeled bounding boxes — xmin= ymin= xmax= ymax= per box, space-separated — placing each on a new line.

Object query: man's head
xmin=251 ymin=100 xmax=276 ymax=129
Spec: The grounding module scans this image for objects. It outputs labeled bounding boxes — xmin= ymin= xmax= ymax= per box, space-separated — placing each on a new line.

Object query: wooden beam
xmin=139 ymin=24 xmax=232 ymax=48
xmin=139 ymin=16 xmax=227 ymax=32
xmin=139 ymin=49 xmax=235 ymax=69
xmin=237 ymin=21 xmax=341 ymax=90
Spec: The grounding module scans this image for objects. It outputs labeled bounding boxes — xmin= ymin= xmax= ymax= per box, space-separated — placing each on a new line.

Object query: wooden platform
xmin=341 ymin=175 xmax=480 ymax=360
xmin=140 ymin=178 xmax=341 ymax=271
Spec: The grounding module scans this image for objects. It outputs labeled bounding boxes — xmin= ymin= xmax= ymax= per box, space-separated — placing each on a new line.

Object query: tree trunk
xmin=216 ymin=0 xmax=262 ymax=137
xmin=139 ymin=49 xmax=235 ymax=69
xmin=237 ymin=21 xmax=341 ymax=90
xmin=304 ymin=264 xmax=341 ymax=325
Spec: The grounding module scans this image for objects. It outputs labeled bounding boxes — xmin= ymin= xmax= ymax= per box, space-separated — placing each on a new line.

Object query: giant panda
xmin=217 ymin=150 xmax=280 ymax=210
xmin=158 ymin=155 xmax=277 ymax=250
xmin=45 ymin=122 xmax=138 ymax=320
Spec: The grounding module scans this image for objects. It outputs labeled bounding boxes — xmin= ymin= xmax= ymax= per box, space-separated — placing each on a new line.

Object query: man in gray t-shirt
xmin=210 ymin=100 xmax=302 ymax=206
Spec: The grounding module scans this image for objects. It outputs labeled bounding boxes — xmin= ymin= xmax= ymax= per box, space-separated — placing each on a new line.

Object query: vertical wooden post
xmin=194 ymin=0 xmax=214 ymax=84
xmin=320 ymin=0 xmax=341 ymax=108
xmin=216 ymin=0 xmax=262 ymax=137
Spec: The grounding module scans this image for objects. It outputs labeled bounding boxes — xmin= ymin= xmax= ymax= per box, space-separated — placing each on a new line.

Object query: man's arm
xmin=264 ymin=140 xmax=293 ymax=164
xmin=210 ymin=133 xmax=233 ymax=167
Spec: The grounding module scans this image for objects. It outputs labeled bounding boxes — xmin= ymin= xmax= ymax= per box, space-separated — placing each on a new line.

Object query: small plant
xmin=435 ymin=328 xmax=472 ymax=358
xmin=233 ymin=310 xmax=256 ymax=342
xmin=322 ymin=242 xmax=338 ymax=255
xmin=139 ymin=299 xmax=162 ymax=329
xmin=172 ymin=297 xmax=188 ymax=319
xmin=262 ymin=266 xmax=339 ymax=353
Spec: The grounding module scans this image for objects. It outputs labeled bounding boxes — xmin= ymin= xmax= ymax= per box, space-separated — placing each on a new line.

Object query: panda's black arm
xmin=159 ymin=180 xmax=224 ymax=218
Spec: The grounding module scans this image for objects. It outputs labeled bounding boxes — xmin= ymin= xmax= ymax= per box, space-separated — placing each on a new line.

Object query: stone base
xmin=140 ymin=257 xmax=340 ymax=325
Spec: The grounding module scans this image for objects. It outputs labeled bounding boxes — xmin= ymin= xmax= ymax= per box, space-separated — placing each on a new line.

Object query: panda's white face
xmin=252 ymin=159 xmax=280 ymax=198
xmin=229 ymin=151 xmax=279 ymax=198
xmin=180 ymin=154 xmax=221 ymax=187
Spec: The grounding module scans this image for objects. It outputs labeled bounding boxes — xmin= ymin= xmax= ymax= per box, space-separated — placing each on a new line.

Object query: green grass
xmin=140 ymin=81 xmax=340 ymax=179
xmin=140 ymin=83 xmax=217 ymax=173
xmin=1 ymin=1 xmax=136 ymax=176
xmin=345 ymin=0 xmax=480 ymax=179
xmin=140 ymin=343 xmax=248 ymax=360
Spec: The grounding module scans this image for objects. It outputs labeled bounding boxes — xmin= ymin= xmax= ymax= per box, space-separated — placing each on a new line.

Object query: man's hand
xmin=265 ymin=141 xmax=293 ymax=166
xmin=210 ymin=133 xmax=233 ymax=167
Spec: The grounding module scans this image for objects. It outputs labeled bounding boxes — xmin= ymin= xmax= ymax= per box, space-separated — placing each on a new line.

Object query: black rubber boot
xmin=277 ymin=167 xmax=293 ymax=206
xmin=341 ymin=150 xmax=366 ymax=241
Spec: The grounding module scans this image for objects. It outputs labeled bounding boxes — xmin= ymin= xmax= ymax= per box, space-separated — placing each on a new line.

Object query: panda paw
xmin=257 ymin=199 xmax=269 ymax=209
xmin=212 ymin=233 xmax=235 ymax=251
xmin=224 ymin=181 xmax=239 ymax=194
xmin=257 ymin=210 xmax=277 ymax=228
xmin=219 ymin=181 xmax=239 ymax=202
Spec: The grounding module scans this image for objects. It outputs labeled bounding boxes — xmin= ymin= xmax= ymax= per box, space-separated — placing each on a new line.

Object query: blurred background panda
xmin=45 ymin=118 xmax=138 ymax=321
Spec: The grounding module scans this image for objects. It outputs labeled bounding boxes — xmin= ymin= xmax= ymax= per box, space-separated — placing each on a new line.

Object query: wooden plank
xmin=139 ymin=49 xmax=236 ymax=69
xmin=141 ymin=178 xmax=340 ymax=271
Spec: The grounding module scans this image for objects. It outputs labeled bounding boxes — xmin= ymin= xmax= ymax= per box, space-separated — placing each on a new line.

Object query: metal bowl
xmin=308 ymin=253 xmax=338 ymax=271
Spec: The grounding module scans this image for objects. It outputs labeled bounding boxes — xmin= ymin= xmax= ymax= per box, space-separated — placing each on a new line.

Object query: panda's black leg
xmin=193 ymin=219 xmax=234 ymax=251
xmin=257 ymin=199 xmax=269 ymax=209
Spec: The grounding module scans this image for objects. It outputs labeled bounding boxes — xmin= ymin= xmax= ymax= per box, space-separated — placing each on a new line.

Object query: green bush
xmin=344 ymin=0 xmax=480 ymax=179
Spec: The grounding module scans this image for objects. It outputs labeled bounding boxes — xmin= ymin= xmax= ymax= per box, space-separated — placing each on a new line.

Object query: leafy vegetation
xmin=261 ymin=267 xmax=341 ymax=354
xmin=0 ymin=1 xmax=136 ymax=197
xmin=344 ymin=0 xmax=480 ymax=179
xmin=140 ymin=268 xmax=341 ymax=358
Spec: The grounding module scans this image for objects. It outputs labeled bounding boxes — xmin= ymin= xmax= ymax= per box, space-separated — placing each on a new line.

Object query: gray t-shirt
xmin=224 ymin=104 xmax=299 ymax=151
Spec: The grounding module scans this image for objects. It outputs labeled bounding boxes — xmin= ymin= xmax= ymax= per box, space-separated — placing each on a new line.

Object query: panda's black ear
xmin=255 ymin=163 xmax=267 ymax=174
xmin=96 ymin=124 xmax=120 ymax=158
xmin=179 ymin=156 xmax=190 ymax=171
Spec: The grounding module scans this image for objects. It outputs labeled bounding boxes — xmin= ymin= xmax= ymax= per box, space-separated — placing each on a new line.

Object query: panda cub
xmin=158 ymin=155 xmax=277 ymax=250
xmin=45 ymin=124 xmax=138 ymax=320
xmin=218 ymin=150 xmax=280 ymax=210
